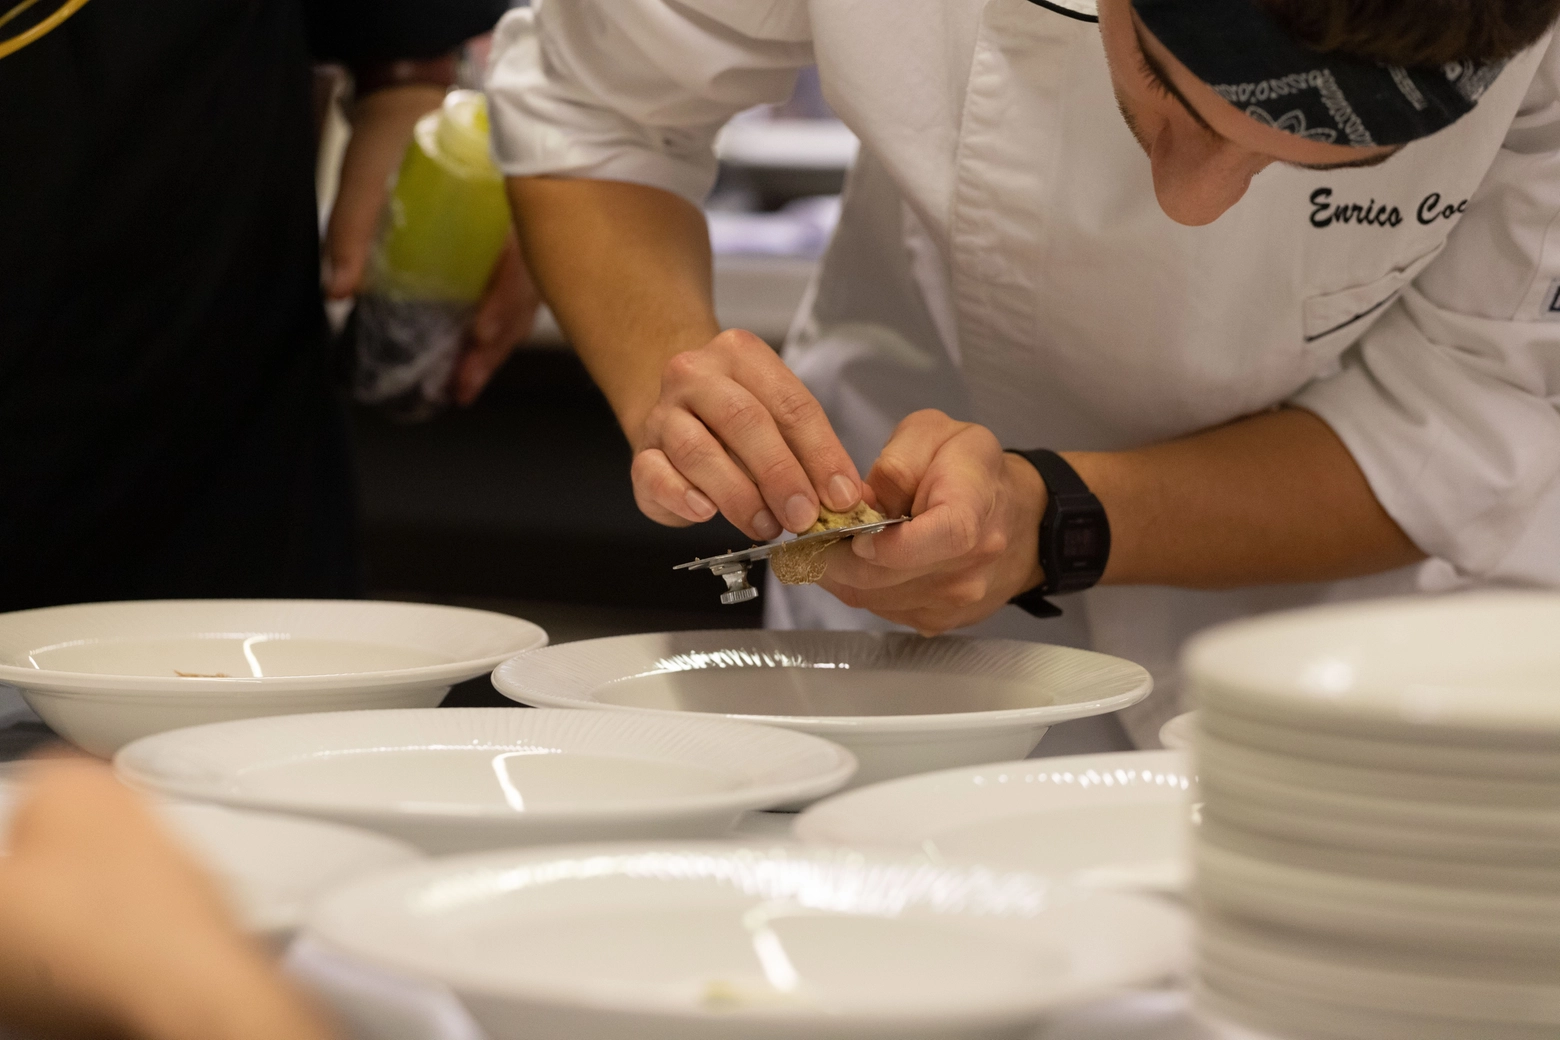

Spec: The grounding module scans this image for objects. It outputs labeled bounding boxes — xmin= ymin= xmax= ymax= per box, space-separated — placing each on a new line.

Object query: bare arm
xmin=506 ymin=177 xmax=720 ymax=440
xmin=825 ymin=406 xmax=1424 ymax=634
xmin=507 ymin=176 xmax=865 ymax=539
xmin=1073 ymin=406 xmax=1425 ymax=588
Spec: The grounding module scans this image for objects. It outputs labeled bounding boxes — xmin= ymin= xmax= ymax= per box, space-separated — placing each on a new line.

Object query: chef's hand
xmin=322 ymin=83 xmax=540 ymax=406
xmin=632 ymin=329 xmax=869 ymax=540
xmin=818 ymin=409 xmax=1047 ymax=635
xmin=0 ymin=757 xmax=338 ymax=1040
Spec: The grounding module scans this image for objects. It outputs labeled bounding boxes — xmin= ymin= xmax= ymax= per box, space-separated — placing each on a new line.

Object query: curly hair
xmin=1257 ymin=0 xmax=1560 ymax=65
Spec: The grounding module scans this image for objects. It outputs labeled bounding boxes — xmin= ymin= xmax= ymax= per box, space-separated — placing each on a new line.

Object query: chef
xmin=486 ymin=0 xmax=1560 ymax=744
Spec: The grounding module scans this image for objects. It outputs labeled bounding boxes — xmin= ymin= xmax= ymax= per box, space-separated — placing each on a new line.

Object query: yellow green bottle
xmin=354 ymin=89 xmax=511 ymax=420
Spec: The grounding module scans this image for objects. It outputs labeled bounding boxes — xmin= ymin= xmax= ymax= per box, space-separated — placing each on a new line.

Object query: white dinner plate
xmin=492 ymin=631 xmax=1152 ymax=791
xmin=1199 ymin=910 xmax=1560 ymax=1026
xmin=1198 ymin=815 xmax=1560 ymax=896
xmin=1157 ymin=711 xmax=1197 ymax=750
xmin=1199 ymin=758 xmax=1560 ymax=842
xmin=794 ymin=750 xmax=1193 ymax=892
xmin=116 ymin=708 xmax=856 ymax=853
xmin=0 ymin=780 xmax=420 ymax=941
xmin=1197 ymin=960 xmax=1558 ymax=1040
xmin=1195 ymin=839 xmax=1560 ymax=957
xmin=0 ymin=600 xmax=547 ymax=755
xmin=1202 ymin=783 xmax=1560 ymax=866
xmin=1197 ymin=729 xmax=1559 ymax=808
xmin=1200 ymin=708 xmax=1560 ymax=781
xmin=305 ymin=842 xmax=1191 ymax=1040
xmin=1185 ymin=592 xmax=1560 ymax=739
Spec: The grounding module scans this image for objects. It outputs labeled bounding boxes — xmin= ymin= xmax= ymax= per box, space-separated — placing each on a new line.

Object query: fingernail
xmin=785 ymin=494 xmax=816 ymax=532
xmin=753 ymin=509 xmax=781 ymax=539
xmin=853 ymin=532 xmax=876 ymax=559
xmin=828 ymin=474 xmax=859 ymax=511
xmin=685 ymin=488 xmax=716 ymax=520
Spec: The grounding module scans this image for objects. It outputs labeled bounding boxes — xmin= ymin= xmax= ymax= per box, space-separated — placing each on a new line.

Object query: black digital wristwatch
xmin=1006 ymin=449 xmax=1111 ymax=619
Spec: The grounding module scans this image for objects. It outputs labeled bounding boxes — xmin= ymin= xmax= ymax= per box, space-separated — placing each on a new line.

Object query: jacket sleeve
xmin=1291 ymin=34 xmax=1560 ymax=588
xmin=305 ymin=0 xmax=508 ymax=63
xmin=484 ymin=0 xmax=814 ymax=205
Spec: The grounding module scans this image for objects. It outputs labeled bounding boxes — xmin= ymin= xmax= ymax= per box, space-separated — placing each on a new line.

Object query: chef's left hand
xmin=818 ymin=410 xmax=1047 ymax=635
xmin=323 ymin=83 xmax=539 ymax=406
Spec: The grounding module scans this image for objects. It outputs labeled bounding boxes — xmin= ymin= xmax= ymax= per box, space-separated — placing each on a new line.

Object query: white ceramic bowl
xmin=0 ymin=599 xmax=547 ymax=756
xmin=492 ymin=631 xmax=1152 ymax=791
xmin=1185 ymin=592 xmax=1560 ymax=742
xmin=305 ymin=842 xmax=1191 ymax=1040
xmin=0 ymin=782 xmax=420 ymax=941
xmin=795 ymin=750 xmax=1193 ymax=892
xmin=116 ymin=708 xmax=856 ymax=854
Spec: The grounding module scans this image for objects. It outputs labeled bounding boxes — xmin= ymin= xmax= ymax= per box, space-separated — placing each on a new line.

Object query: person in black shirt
xmin=0 ymin=0 xmax=526 ymax=610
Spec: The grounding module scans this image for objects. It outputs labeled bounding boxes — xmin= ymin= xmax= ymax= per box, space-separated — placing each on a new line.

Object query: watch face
xmin=1063 ymin=525 xmax=1101 ymax=561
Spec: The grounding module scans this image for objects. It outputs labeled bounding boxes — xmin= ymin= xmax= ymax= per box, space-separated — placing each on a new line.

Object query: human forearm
xmin=506 ymin=177 xmax=719 ymax=443
xmin=1067 ymin=406 xmax=1425 ymax=589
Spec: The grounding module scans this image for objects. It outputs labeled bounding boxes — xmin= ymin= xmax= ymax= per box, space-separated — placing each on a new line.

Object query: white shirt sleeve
xmin=484 ymin=0 xmax=815 ymax=206
xmin=1292 ymin=36 xmax=1560 ymax=586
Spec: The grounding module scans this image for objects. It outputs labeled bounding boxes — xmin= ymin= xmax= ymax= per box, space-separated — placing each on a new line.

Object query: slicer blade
xmin=674 ymin=516 xmax=908 ymax=605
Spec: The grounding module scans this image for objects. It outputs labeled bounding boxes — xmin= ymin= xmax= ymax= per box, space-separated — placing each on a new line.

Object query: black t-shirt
xmin=0 ymin=0 xmax=505 ymax=610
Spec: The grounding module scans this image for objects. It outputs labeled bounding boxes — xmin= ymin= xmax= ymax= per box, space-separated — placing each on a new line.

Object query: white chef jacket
xmin=486 ymin=0 xmax=1560 ymax=745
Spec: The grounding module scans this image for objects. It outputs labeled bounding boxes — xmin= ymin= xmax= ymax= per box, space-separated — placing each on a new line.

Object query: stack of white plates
xmin=1183 ymin=592 xmax=1560 ymax=1040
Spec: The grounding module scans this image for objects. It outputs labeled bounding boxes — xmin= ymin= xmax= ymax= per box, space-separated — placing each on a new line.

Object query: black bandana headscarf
xmin=1129 ymin=0 xmax=1507 ymax=147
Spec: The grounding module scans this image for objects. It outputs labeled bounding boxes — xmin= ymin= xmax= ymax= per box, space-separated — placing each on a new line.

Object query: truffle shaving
xmin=769 ymin=502 xmax=885 ymax=585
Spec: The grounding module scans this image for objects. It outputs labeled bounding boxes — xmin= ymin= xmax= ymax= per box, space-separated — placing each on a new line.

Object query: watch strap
xmin=1007 ymin=449 xmax=1111 ymax=618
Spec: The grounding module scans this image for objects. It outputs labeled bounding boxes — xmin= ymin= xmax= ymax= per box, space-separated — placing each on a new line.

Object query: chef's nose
xmin=1147 ymin=127 xmax=1271 ymax=227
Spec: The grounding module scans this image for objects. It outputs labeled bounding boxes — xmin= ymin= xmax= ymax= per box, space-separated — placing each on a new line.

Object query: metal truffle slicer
xmin=674 ymin=517 xmax=908 ymax=605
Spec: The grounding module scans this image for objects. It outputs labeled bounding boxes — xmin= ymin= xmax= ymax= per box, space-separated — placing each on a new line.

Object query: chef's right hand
xmin=631 ymin=329 xmax=867 ymax=540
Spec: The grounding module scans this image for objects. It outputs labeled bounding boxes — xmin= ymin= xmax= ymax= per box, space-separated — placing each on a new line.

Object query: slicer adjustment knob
xmin=711 ymin=561 xmax=758 ymax=605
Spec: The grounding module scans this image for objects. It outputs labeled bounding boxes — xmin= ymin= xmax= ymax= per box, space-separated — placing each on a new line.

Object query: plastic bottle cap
xmin=433 ymin=89 xmax=499 ymax=177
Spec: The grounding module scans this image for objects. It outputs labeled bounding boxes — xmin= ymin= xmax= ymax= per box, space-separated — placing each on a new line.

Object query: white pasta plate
xmin=0 ymin=599 xmax=548 ymax=755
xmin=794 ymin=750 xmax=1194 ymax=893
xmin=492 ymin=631 xmax=1152 ymax=792
xmin=115 ymin=707 xmax=856 ymax=854
xmin=305 ymin=842 xmax=1191 ymax=1040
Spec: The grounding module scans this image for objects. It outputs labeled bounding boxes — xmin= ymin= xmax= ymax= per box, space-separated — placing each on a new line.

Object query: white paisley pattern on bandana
xmin=1444 ymin=60 xmax=1505 ymax=104
xmin=1213 ymin=68 xmax=1375 ymax=147
xmin=1243 ymin=106 xmax=1337 ymax=143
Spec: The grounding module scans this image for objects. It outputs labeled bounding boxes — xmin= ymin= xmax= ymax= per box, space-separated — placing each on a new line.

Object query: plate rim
xmin=303 ymin=840 xmax=1190 ymax=1027
xmin=793 ymin=748 xmax=1190 ymax=851
xmin=491 ymin=630 xmax=1153 ymax=733
xmin=1184 ymin=592 xmax=1560 ymax=734
xmin=0 ymin=599 xmax=548 ymax=692
xmin=113 ymin=707 xmax=858 ymax=822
